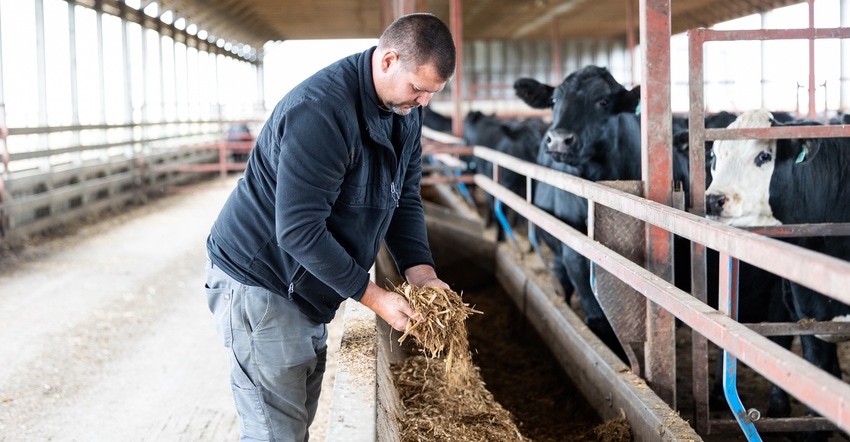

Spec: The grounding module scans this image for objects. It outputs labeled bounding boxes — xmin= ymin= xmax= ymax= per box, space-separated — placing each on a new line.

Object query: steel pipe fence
xmin=471 ymin=145 xmax=850 ymax=436
xmin=0 ymin=119 xmax=260 ymax=244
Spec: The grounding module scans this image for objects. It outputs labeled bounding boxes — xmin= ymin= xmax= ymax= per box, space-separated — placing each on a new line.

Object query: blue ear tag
xmin=795 ymin=143 xmax=808 ymax=164
xmin=635 ymin=100 xmax=641 ymax=116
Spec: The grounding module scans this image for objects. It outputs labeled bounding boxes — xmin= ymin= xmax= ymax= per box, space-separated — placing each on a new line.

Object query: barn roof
xmin=157 ymin=0 xmax=805 ymax=58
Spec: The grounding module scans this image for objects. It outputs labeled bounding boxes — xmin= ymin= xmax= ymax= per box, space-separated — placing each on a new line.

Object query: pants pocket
xmin=228 ymin=348 xmax=271 ymax=441
xmin=205 ymin=263 xmax=234 ymax=348
xmin=242 ymin=288 xmax=271 ymax=335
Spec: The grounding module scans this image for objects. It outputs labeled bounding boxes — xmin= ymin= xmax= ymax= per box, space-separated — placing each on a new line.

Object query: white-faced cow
xmin=673 ymin=109 xmax=793 ymax=414
xmin=705 ymin=108 xmax=850 ymax=442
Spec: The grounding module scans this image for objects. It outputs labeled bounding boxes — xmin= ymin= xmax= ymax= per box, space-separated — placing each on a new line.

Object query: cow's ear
xmin=615 ymin=85 xmax=641 ymax=114
xmin=514 ymin=78 xmax=555 ymax=109
xmin=672 ymin=129 xmax=690 ymax=153
xmin=778 ymin=138 xmax=821 ymax=164
xmin=797 ymin=139 xmax=821 ymax=163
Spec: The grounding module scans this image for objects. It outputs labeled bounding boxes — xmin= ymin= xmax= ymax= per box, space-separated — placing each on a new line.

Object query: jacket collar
xmin=358 ymin=46 xmax=418 ymax=149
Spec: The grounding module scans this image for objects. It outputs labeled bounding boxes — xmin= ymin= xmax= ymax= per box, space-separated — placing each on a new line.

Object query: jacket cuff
xmin=348 ymin=271 xmax=371 ymax=302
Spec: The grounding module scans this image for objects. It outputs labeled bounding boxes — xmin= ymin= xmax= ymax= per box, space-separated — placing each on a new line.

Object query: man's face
xmin=380 ymin=58 xmax=446 ymax=116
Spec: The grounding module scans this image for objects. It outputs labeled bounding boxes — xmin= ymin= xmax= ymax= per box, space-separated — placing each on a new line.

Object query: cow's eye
xmin=709 ymin=150 xmax=716 ymax=170
xmin=754 ymin=151 xmax=772 ymax=167
xmin=597 ymin=98 xmax=610 ymax=109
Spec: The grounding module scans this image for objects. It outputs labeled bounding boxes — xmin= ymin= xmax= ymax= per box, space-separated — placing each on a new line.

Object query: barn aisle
xmin=0 ymin=176 xmax=342 ymax=442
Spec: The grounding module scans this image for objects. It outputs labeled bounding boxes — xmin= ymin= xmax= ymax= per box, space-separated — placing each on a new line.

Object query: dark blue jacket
xmin=207 ymin=47 xmax=435 ymax=324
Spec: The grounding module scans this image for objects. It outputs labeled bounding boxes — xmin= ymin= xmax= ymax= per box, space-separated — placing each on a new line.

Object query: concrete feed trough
xmin=325 ymin=184 xmax=702 ymax=442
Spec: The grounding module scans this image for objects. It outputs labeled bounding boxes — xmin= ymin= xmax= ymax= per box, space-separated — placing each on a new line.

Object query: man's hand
xmin=358 ymin=265 xmax=447 ymax=332
xmin=403 ymin=264 xmax=449 ymax=290
xmin=359 ymin=280 xmax=419 ymax=332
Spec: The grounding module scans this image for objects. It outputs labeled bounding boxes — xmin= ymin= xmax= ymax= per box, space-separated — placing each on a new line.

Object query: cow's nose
xmin=545 ymin=129 xmax=577 ymax=155
xmin=706 ymin=193 xmax=727 ymax=216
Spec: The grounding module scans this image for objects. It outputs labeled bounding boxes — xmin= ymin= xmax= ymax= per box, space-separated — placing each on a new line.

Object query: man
xmin=204 ymin=13 xmax=456 ymax=442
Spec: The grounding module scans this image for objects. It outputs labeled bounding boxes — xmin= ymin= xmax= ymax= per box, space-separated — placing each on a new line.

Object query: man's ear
xmin=380 ymin=50 xmax=399 ymax=73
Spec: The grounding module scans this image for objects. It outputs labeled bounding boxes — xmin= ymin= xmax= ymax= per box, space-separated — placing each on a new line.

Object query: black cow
xmin=513 ymin=66 xmax=662 ymax=359
xmin=705 ymin=108 xmax=850 ymax=442
xmin=515 ymin=67 xmax=791 ymax=406
xmin=829 ymin=113 xmax=850 ymax=125
xmin=463 ymin=110 xmax=543 ymax=241
xmin=423 ymin=105 xmax=453 ymax=133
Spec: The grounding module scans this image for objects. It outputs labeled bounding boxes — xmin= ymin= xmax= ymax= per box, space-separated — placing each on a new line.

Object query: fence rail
xmin=0 ymin=119 xmax=261 ymax=244
xmin=421 ymin=118 xmax=850 ymax=439
xmin=471 ymin=145 xmax=850 ymax=435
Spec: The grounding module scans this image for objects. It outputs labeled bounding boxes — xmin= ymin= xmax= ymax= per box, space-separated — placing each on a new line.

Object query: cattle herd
xmin=424 ymin=65 xmax=850 ymax=442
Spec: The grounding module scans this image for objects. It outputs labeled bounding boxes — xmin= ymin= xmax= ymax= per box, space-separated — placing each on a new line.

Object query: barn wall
xmin=431 ymin=37 xmax=631 ymax=118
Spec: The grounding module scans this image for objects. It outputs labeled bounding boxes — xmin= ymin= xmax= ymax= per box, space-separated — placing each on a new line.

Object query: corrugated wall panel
xmin=433 ymin=38 xmax=630 ymax=117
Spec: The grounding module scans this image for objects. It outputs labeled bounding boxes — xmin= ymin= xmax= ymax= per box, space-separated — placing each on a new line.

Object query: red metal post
xmin=551 ymin=15 xmax=561 ymax=84
xmin=381 ymin=0 xmax=394 ymax=30
xmin=625 ymin=0 xmax=637 ymax=87
xmin=471 ymin=156 xmax=850 ymax=434
xmin=687 ymin=28 xmax=711 ymax=433
xmin=396 ymin=0 xmax=416 ymax=16
xmin=0 ymin=104 xmax=6 ymax=238
xmin=218 ymin=140 xmax=227 ymax=178
xmin=809 ymin=0 xmax=817 ymax=120
xmin=450 ymin=0 xmax=463 ymax=138
xmin=640 ymin=0 xmax=676 ymax=408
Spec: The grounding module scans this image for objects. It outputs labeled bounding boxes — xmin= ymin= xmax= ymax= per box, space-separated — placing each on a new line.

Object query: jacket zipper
xmin=288 ymin=266 xmax=308 ymax=301
xmin=390 ymin=181 xmax=400 ymax=207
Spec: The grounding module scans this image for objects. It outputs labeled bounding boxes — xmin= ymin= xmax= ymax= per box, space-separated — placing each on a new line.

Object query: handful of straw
xmin=393 ymin=283 xmax=482 ymax=374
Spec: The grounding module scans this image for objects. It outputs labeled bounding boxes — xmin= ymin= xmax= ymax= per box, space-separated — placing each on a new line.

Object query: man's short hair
xmin=377 ymin=13 xmax=456 ymax=81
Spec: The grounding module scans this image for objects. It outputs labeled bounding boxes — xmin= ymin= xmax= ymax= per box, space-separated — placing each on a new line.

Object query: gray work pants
xmin=205 ymin=259 xmax=328 ymax=442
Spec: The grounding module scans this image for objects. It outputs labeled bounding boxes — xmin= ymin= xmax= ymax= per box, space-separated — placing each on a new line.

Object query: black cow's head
xmin=514 ymin=66 xmax=640 ymax=167
xmin=463 ymin=110 xmax=507 ymax=148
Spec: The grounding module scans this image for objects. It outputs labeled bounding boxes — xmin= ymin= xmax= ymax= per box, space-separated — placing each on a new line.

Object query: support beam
xmin=450 ymin=0 xmax=463 ymax=137
xmin=639 ymin=0 xmax=676 ymax=408
xmin=808 ymin=0 xmax=817 ymax=120
xmin=551 ymin=15 xmax=561 ymax=83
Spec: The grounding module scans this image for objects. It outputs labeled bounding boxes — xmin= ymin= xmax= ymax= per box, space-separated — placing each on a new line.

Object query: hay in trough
xmin=391 ymin=282 xmax=526 ymax=441
xmin=390 ymin=282 xmax=634 ymax=442
xmin=393 ymin=355 xmax=526 ymax=442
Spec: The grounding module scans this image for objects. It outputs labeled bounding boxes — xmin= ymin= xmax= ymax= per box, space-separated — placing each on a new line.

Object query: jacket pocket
xmin=337 ymin=149 xmax=390 ymax=208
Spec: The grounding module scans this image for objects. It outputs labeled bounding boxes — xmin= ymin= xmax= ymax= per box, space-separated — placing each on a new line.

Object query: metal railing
xmin=0 ymin=118 xmax=262 ymax=244
xmin=687 ymin=25 xmax=850 ymax=438
xmin=470 ymin=146 xmax=850 ymax=436
xmin=421 ymin=120 xmax=850 ymax=439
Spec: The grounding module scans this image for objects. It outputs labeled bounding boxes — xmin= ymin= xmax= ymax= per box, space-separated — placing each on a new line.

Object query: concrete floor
xmin=0 ymin=176 xmax=343 ymax=441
